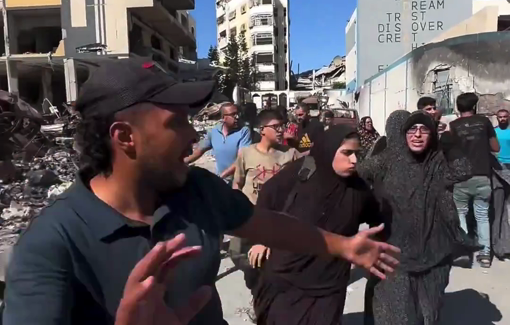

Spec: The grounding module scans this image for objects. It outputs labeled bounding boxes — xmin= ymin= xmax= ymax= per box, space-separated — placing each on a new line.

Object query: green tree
xmin=217 ymin=32 xmax=258 ymax=99
xmin=207 ymin=45 xmax=219 ymax=65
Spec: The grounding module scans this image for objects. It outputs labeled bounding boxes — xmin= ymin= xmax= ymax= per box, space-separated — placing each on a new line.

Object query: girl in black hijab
xmin=253 ymin=125 xmax=383 ymax=325
xmin=359 ymin=111 xmax=471 ymax=325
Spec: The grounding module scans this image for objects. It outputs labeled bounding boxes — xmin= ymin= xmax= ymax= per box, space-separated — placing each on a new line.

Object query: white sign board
xmin=357 ymin=0 xmax=473 ymax=84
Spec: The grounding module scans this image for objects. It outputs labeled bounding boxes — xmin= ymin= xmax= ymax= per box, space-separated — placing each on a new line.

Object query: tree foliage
xmin=208 ymin=32 xmax=258 ymax=99
xmin=207 ymin=45 xmax=219 ymax=65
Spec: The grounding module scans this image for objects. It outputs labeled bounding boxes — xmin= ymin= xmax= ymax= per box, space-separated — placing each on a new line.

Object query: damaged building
xmin=0 ymin=0 xmax=197 ymax=112
xmin=0 ymin=0 xmax=199 ymax=262
xmin=355 ymin=1 xmax=510 ymax=133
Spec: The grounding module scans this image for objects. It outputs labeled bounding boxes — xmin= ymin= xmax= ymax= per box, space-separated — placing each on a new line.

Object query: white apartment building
xmin=216 ymin=0 xmax=290 ymax=97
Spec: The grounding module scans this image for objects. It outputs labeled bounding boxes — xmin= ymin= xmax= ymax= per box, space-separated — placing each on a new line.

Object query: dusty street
xmin=193 ymin=155 xmax=510 ymax=325
xmin=217 ymin=252 xmax=510 ymax=325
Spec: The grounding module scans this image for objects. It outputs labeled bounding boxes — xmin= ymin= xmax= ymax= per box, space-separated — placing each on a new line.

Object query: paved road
xmin=217 ymin=257 xmax=510 ymax=325
xmin=193 ymin=155 xmax=510 ymax=325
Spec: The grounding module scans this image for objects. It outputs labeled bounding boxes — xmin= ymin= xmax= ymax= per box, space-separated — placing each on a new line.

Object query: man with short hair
xmin=288 ymin=103 xmax=323 ymax=153
xmin=417 ymin=96 xmax=447 ymax=133
xmin=3 ymin=60 xmax=399 ymax=325
xmin=449 ymin=92 xmax=500 ymax=268
xmin=185 ymin=103 xmax=251 ymax=182
xmin=322 ymin=110 xmax=335 ymax=130
xmin=495 ymin=108 xmax=510 ymax=169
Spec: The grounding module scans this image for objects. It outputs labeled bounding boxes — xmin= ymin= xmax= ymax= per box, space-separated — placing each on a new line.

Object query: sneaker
xmin=476 ymin=254 xmax=491 ymax=268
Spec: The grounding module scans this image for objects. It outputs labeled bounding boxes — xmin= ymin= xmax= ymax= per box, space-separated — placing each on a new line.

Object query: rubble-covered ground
xmin=0 ymin=118 xmax=219 ymax=254
xmin=0 ymin=148 xmax=76 ymax=253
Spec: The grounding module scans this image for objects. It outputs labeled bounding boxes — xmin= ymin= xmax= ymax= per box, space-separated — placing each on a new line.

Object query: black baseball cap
xmin=76 ymin=59 xmax=216 ymax=118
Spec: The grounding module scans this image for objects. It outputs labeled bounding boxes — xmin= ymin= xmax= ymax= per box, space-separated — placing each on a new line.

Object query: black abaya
xmin=253 ymin=125 xmax=381 ymax=325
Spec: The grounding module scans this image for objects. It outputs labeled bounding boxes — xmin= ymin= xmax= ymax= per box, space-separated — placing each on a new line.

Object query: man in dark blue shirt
xmin=3 ymin=60 xmax=400 ymax=325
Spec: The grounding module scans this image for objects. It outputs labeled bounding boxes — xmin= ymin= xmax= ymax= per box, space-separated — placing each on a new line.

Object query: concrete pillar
xmin=41 ymin=69 xmax=53 ymax=113
xmin=6 ymin=61 xmax=19 ymax=97
xmin=64 ymin=58 xmax=77 ymax=103
xmin=141 ymin=29 xmax=152 ymax=48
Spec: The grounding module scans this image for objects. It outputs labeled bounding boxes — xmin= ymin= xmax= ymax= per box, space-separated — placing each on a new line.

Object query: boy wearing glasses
xmin=233 ymin=109 xmax=299 ymax=204
xmin=233 ymin=110 xmax=299 ymax=273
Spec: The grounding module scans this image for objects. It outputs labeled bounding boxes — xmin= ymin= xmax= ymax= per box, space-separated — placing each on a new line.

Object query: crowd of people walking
xmin=205 ymin=91 xmax=510 ymax=325
xmin=2 ymin=60 xmax=510 ymax=325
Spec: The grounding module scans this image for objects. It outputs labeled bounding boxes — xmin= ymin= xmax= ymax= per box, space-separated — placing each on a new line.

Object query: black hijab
xmin=255 ymin=125 xmax=375 ymax=296
xmin=310 ymin=124 xmax=358 ymax=191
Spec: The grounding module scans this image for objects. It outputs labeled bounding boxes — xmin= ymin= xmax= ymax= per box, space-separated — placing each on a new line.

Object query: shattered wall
xmin=359 ymin=32 xmax=510 ymax=134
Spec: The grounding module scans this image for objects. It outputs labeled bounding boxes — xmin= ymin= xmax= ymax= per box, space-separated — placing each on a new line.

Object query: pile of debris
xmin=0 ymin=148 xmax=77 ymax=252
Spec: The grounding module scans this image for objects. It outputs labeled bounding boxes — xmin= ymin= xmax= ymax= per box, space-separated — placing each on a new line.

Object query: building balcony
xmin=5 ymin=0 xmax=61 ymax=9
xmin=249 ymin=0 xmax=273 ymax=15
xmin=218 ymin=37 xmax=228 ymax=50
xmin=130 ymin=1 xmax=195 ymax=47
xmin=256 ymin=63 xmax=275 ymax=73
xmin=160 ymin=0 xmax=194 ymax=10
xmin=250 ymin=44 xmax=274 ymax=53
xmin=258 ymin=80 xmax=276 ymax=91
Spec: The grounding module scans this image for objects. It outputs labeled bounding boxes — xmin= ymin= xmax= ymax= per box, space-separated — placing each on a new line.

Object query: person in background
xmin=234 ymin=109 xmax=299 ymax=205
xmin=288 ymin=102 xmax=323 ymax=153
xmin=417 ymin=96 xmax=447 ymax=134
xmin=243 ymin=103 xmax=262 ymax=144
xmin=322 ymin=110 xmax=335 ymax=130
xmin=233 ymin=110 xmax=300 ymax=322
xmin=277 ymin=105 xmax=298 ymax=146
xmin=253 ymin=125 xmax=383 ymax=325
xmin=185 ymin=103 xmax=251 ymax=183
xmin=449 ymin=93 xmax=500 ymax=268
xmin=495 ymin=108 xmax=510 ymax=169
xmin=357 ymin=116 xmax=380 ymax=159
xmin=234 ymin=109 xmax=300 ymax=270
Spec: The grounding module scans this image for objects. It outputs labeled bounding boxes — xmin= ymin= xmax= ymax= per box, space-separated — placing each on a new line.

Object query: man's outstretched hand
xmin=115 ymin=234 xmax=212 ymax=325
xmin=342 ymin=224 xmax=400 ymax=279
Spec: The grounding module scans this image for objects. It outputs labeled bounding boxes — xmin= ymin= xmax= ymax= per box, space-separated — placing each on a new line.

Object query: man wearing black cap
xmin=3 ymin=60 xmax=400 ymax=325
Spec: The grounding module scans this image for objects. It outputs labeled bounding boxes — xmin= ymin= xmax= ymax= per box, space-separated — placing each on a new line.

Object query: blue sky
xmin=194 ymin=0 xmax=357 ymax=72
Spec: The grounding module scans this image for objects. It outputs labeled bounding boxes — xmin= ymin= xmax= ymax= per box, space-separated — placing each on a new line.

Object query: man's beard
xmin=499 ymin=122 xmax=509 ymax=129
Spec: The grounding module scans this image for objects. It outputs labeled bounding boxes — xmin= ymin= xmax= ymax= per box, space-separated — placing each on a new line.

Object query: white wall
xmin=358 ymin=57 xmax=420 ymax=135
xmin=345 ymin=9 xmax=357 ymax=88
xmin=473 ymin=0 xmax=510 ymax=15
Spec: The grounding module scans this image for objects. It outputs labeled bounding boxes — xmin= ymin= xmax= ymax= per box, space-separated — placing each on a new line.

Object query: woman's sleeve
xmin=357 ymin=154 xmax=385 ymax=185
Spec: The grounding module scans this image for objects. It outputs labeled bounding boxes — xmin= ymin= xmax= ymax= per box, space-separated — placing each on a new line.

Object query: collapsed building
xmin=0 ymin=0 xmax=204 ymax=265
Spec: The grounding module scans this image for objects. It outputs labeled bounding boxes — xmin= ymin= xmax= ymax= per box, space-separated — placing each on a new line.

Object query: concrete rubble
xmin=0 ymin=112 xmax=219 ymax=254
xmin=0 ymin=148 xmax=77 ymax=253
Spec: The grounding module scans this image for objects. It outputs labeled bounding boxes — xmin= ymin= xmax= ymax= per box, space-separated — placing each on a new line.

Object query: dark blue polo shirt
xmin=3 ymin=167 xmax=253 ymax=325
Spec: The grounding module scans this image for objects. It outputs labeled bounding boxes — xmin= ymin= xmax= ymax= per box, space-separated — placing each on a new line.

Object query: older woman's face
xmin=406 ymin=123 xmax=431 ymax=154
xmin=365 ymin=118 xmax=373 ymax=130
xmin=332 ymin=138 xmax=360 ymax=177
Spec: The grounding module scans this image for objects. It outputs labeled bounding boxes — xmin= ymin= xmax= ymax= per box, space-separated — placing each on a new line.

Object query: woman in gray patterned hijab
xmin=359 ymin=111 xmax=471 ymax=325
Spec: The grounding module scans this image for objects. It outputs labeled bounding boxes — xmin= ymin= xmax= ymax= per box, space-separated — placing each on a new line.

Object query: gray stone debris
xmin=0 ymin=148 xmax=78 ymax=252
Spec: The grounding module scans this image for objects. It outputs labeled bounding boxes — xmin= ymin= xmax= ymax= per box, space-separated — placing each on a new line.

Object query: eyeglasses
xmin=406 ymin=125 xmax=431 ymax=135
xmin=262 ymin=124 xmax=285 ymax=132
xmin=224 ymin=112 xmax=239 ymax=118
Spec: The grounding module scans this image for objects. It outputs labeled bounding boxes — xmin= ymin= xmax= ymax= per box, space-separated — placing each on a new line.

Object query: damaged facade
xmin=1 ymin=0 xmax=197 ymax=112
xmin=356 ymin=2 xmax=510 ymax=133
xmin=0 ymin=0 xmax=200 ymax=264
